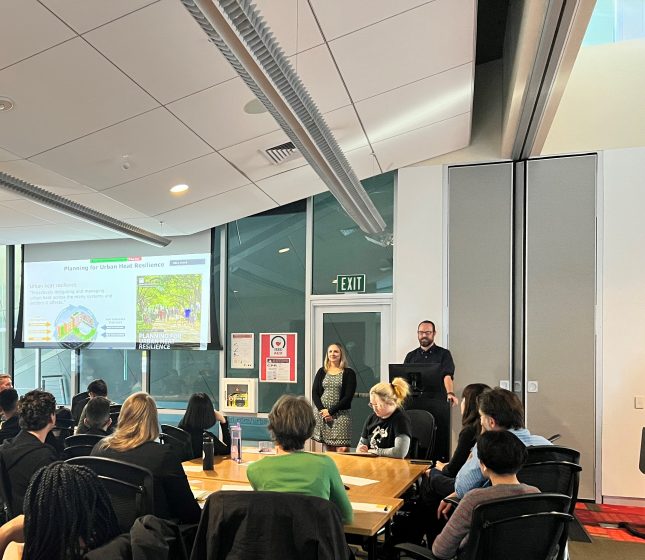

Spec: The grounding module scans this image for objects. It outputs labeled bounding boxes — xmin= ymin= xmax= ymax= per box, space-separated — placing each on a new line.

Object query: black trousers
xmin=406 ymin=468 xmax=455 ymax=545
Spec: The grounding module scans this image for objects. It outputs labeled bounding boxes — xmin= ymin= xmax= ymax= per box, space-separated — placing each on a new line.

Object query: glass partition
xmin=313 ymin=171 xmax=395 ymax=294
xmin=79 ymin=349 xmax=143 ymax=404
xmin=227 ymin=201 xmax=306 ymax=412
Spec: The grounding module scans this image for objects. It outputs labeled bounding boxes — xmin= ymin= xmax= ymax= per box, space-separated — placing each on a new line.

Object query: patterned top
xmin=312 ymin=372 xmax=352 ymax=447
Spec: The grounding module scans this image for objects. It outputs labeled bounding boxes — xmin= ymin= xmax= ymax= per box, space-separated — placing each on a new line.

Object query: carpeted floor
xmin=575 ymin=502 xmax=645 ymax=543
xmin=569 ymin=538 xmax=645 ymax=560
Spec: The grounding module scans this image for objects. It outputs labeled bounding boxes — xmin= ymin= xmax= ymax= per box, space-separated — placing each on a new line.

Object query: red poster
xmin=259 ymin=333 xmax=297 ymax=383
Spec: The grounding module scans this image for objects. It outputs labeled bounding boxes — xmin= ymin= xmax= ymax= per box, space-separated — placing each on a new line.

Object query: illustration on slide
xmin=54 ymin=305 xmax=98 ymax=344
xmin=136 ymin=274 xmax=202 ymax=344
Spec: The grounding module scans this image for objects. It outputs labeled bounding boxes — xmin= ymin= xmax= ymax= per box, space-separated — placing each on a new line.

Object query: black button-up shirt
xmin=403 ymin=344 xmax=455 ymax=379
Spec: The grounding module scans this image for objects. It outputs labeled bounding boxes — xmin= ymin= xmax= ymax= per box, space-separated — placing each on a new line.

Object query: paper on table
xmin=341 ymin=474 xmax=378 ymax=486
xmin=191 ymin=489 xmax=212 ymax=501
xmin=351 ymin=502 xmax=389 ymax=512
xmin=184 ymin=465 xmax=204 ymax=472
xmin=221 ymin=484 xmax=254 ymax=491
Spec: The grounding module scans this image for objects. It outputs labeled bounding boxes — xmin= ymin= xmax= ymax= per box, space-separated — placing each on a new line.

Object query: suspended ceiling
xmin=0 ymin=0 xmax=477 ymax=244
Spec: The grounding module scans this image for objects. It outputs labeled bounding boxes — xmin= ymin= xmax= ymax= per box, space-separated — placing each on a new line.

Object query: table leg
xmin=367 ymin=535 xmax=377 ymax=560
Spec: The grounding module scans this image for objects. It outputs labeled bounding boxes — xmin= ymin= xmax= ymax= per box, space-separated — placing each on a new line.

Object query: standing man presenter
xmin=404 ymin=320 xmax=457 ymax=461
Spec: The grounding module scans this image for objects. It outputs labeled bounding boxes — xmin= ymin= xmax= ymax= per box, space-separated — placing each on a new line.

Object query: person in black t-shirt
xmin=357 ymin=377 xmax=412 ymax=458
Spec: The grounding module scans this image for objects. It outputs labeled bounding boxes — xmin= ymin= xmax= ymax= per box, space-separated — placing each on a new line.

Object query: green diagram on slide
xmin=136 ymin=274 xmax=202 ymax=343
xmin=54 ymin=305 xmax=98 ymax=344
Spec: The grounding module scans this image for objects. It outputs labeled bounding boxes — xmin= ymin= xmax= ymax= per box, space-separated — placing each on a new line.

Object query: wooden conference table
xmin=183 ymin=450 xmax=427 ymax=559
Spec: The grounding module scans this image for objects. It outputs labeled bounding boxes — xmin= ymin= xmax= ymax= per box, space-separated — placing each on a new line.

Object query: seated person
xmin=0 ymin=461 xmax=121 ymax=560
xmin=91 ymin=392 xmax=201 ymax=524
xmin=431 ymin=430 xmax=540 ymax=559
xmin=246 ymin=394 xmax=352 ymax=523
xmin=0 ymin=374 xmax=13 ymax=395
xmin=178 ymin=393 xmax=230 ymax=459
xmin=75 ymin=380 xmax=115 ymax=429
xmin=0 ymin=389 xmax=20 ymax=444
xmin=0 ymin=391 xmax=59 ymax=514
xmin=356 ymin=377 xmax=412 ymax=458
xmin=77 ymin=396 xmax=113 ymax=436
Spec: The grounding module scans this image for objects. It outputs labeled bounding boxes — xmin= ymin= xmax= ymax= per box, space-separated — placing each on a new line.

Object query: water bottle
xmin=231 ymin=423 xmax=242 ymax=463
xmin=202 ymin=433 xmax=214 ymax=470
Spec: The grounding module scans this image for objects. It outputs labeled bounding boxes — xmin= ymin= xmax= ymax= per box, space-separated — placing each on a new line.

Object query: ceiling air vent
xmin=261 ymin=141 xmax=301 ymax=166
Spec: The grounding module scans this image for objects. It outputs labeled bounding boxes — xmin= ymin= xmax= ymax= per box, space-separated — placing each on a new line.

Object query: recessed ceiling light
xmin=170 ymin=184 xmax=189 ymax=194
xmin=0 ymin=98 xmax=15 ymax=112
xmin=278 ymin=247 xmax=290 ymax=254
xmin=243 ymin=98 xmax=268 ymax=115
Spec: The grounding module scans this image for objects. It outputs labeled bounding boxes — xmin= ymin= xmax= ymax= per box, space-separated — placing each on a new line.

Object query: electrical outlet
xmin=499 ymin=380 xmax=510 ymax=390
xmin=635 ymin=396 xmax=645 ymax=409
xmin=514 ymin=381 xmax=522 ymax=392
xmin=527 ymin=380 xmax=539 ymax=393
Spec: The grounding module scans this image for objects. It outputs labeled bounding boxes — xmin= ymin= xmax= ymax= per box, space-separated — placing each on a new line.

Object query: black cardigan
xmin=312 ymin=367 xmax=357 ymax=416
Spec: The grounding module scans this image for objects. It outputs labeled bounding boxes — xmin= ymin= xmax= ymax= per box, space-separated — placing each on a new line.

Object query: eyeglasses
xmin=417 ymin=330 xmax=434 ymax=335
xmin=369 ymin=401 xmax=392 ymax=409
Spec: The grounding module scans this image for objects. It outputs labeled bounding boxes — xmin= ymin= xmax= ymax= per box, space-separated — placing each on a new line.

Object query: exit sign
xmin=336 ymin=274 xmax=366 ymax=293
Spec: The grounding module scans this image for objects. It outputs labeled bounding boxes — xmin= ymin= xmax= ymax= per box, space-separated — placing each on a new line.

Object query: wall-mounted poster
xmin=231 ymin=332 xmax=254 ymax=369
xmin=220 ymin=378 xmax=258 ymax=413
xmin=259 ymin=333 xmax=297 ymax=383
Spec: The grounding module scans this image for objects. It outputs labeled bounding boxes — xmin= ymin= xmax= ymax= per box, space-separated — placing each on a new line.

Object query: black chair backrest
xmin=66 ymin=456 xmax=154 ymax=532
xmin=109 ymin=411 xmax=120 ymax=428
xmin=0 ymin=453 xmax=13 ymax=523
xmin=65 ymin=434 xmax=105 ymax=448
xmin=192 ymin=491 xmax=351 ymax=559
xmin=406 ymin=409 xmax=436 ymax=460
xmin=62 ymin=445 xmax=95 ymax=460
xmin=518 ymin=460 xmax=581 ymax=514
xmin=460 ymin=493 xmax=572 ymax=560
xmin=71 ymin=392 xmax=90 ymax=423
xmin=525 ymin=445 xmax=580 ymax=465
xmin=161 ymin=425 xmax=194 ymax=459
xmin=159 ymin=432 xmax=192 ymax=462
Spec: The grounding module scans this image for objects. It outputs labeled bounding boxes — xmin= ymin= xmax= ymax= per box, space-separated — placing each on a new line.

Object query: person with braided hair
xmin=0 ymin=462 xmax=121 ymax=559
xmin=356 ymin=377 xmax=412 ymax=458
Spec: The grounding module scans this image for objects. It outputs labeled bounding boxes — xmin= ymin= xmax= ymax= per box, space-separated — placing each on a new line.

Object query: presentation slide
xmin=23 ymin=253 xmax=211 ymax=349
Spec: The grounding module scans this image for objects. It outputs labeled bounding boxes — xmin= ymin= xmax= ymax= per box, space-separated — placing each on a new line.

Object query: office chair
xmin=65 ymin=433 xmax=105 ymax=448
xmin=0 ymin=454 xmax=13 ymax=523
xmin=161 ymin=424 xmax=194 ymax=458
xmin=406 ymin=410 xmax=436 ymax=460
xmin=62 ymin=444 xmax=96 ymax=459
xmin=190 ymin=491 xmax=352 ymax=560
xmin=159 ymin=432 xmax=193 ymax=462
xmin=525 ymin=445 xmax=580 ymax=466
xmin=395 ymin=493 xmax=572 ymax=560
xmin=66 ymin=456 xmax=154 ymax=533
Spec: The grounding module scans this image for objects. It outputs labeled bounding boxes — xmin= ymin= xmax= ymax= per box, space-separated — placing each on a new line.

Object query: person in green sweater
xmin=247 ymin=394 xmax=353 ymax=523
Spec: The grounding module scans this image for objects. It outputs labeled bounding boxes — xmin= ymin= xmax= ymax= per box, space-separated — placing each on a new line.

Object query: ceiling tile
xmin=324 ymin=105 xmax=369 ymax=152
xmin=256 ymin=166 xmax=327 ymax=205
xmin=124 ymin=217 xmax=186 ymax=237
xmin=30 ymin=108 xmax=213 ymax=190
xmin=291 ymin=44 xmax=351 ymax=114
xmin=372 ymin=112 xmax=471 ymax=171
xmin=0 ymin=224 xmax=104 ymax=245
xmin=309 ymin=0 xmax=428 ymax=41
xmin=85 ymin=0 xmax=237 ymax=104
xmin=0 ymin=0 xmax=76 ymax=69
xmin=0 ymin=37 xmax=158 ymax=158
xmin=346 ymin=145 xmax=383 ymax=181
xmin=0 ymin=199 xmax=90 ymax=224
xmin=0 ymin=203 xmax=56 ymax=227
xmin=65 ymin=193 xmax=149 ymax=219
xmin=356 ymin=63 xmax=473 ymax=143
xmin=0 ymin=158 xmax=97 ymax=195
xmin=41 ymin=0 xmax=158 ymax=34
xmin=103 ymin=152 xmax=251 ymax=215
xmin=0 ymin=148 xmax=21 ymax=163
xmin=329 ymin=0 xmax=475 ymax=101
xmin=219 ymin=130 xmax=304 ymax=182
xmin=155 ymin=184 xmax=277 ymax=233
xmin=254 ymin=0 xmax=323 ymax=56
xmin=168 ymin=79 xmax=280 ymax=150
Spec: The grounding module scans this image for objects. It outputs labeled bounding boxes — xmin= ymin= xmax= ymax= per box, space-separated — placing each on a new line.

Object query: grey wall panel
xmin=525 ymin=154 xmax=596 ymax=499
xmin=448 ymin=163 xmax=513 ymax=395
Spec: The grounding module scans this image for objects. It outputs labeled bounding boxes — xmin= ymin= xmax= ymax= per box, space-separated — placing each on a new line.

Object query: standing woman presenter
xmin=312 ymin=343 xmax=356 ymax=452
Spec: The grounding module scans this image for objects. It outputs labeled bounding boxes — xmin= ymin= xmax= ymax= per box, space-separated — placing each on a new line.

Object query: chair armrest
xmin=444 ymin=496 xmax=460 ymax=508
xmin=393 ymin=542 xmax=446 ymax=559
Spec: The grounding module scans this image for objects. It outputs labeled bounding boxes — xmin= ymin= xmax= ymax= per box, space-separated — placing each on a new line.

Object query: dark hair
xmin=267 ymin=395 xmax=315 ymax=451
xmin=18 ymin=390 xmax=56 ymax=431
xmin=178 ymin=393 xmax=216 ymax=431
xmin=477 ymin=387 xmax=524 ymax=430
xmin=418 ymin=320 xmax=436 ymax=332
xmin=461 ymin=383 xmax=491 ymax=428
xmin=23 ymin=462 xmax=120 ymax=560
xmin=0 ymin=388 xmax=18 ymax=413
xmin=84 ymin=396 xmax=111 ymax=429
xmin=87 ymin=379 xmax=108 ymax=397
xmin=477 ymin=430 xmax=527 ymax=475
